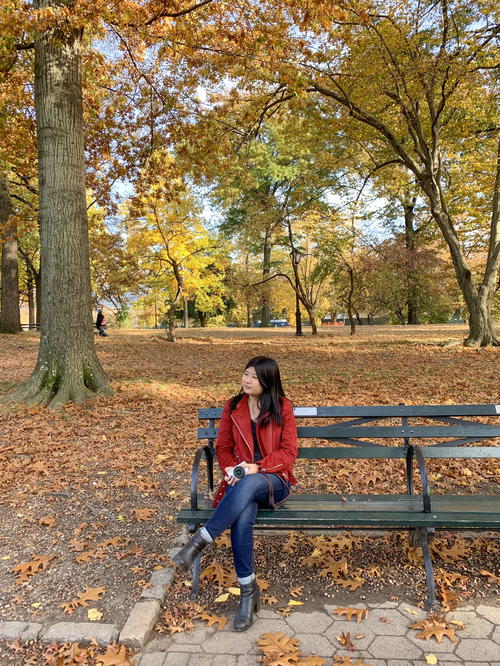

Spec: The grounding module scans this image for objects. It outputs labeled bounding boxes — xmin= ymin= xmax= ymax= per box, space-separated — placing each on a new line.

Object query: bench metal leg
xmin=417 ymin=527 xmax=439 ymax=610
xmin=188 ymin=523 xmax=202 ymax=600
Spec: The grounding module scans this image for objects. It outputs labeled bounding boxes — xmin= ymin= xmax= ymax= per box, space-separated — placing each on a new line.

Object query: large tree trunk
xmin=0 ymin=175 xmax=22 ymax=334
xmin=2 ymin=1 xmax=111 ymax=407
xmin=261 ymin=227 xmax=271 ymax=327
xmin=422 ymin=175 xmax=499 ymax=347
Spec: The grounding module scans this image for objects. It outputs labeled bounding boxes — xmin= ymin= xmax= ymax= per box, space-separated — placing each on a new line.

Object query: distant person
xmin=96 ymin=309 xmax=109 ymax=337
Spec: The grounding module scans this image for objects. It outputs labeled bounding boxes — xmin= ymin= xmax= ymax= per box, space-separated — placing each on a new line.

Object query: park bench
xmin=176 ymin=403 xmax=500 ymax=609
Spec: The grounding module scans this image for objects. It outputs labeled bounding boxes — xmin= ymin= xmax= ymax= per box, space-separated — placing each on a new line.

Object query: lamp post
xmin=291 ymin=247 xmax=303 ymax=337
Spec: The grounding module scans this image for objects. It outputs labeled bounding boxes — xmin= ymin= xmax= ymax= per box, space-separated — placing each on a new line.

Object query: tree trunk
xmin=404 ymin=196 xmax=420 ymax=325
xmin=261 ymin=227 xmax=271 ymax=327
xmin=303 ymin=303 xmax=318 ymax=335
xmin=183 ymin=297 xmax=189 ymax=328
xmin=166 ymin=303 xmax=177 ymax=341
xmin=422 ymin=176 xmax=499 ymax=346
xmin=198 ymin=310 xmax=207 ymax=327
xmin=2 ymin=2 xmax=111 ymax=407
xmin=246 ymin=303 xmax=252 ymax=328
xmin=0 ymin=175 xmax=22 ymax=334
xmin=346 ymin=268 xmax=356 ymax=335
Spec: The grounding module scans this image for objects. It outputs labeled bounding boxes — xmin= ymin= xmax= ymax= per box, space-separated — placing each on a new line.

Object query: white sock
xmin=199 ymin=527 xmax=213 ymax=543
xmin=237 ymin=573 xmax=256 ymax=586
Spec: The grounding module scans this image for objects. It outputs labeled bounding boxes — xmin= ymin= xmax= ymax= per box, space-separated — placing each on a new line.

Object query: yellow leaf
xmin=287 ymin=600 xmax=304 ymax=606
xmin=228 ymin=587 xmax=240 ymax=595
xmin=97 ymin=471 xmax=107 ymax=475
xmin=425 ymin=655 xmax=438 ymax=664
xmin=88 ymin=608 xmax=103 ymax=621
xmin=405 ymin=608 xmax=418 ymax=615
xmin=449 ymin=620 xmax=465 ymax=629
xmin=116 ymin=515 xmax=125 ymax=522
xmin=1 ymin=555 xmax=10 ymax=560
xmin=153 ymin=565 xmax=163 ymax=570
xmin=310 ymin=548 xmax=323 ymax=557
xmin=31 ymin=602 xmax=41 ymax=608
xmin=183 ymin=581 xmax=192 ymax=587
xmin=215 ymin=593 xmax=229 ymax=602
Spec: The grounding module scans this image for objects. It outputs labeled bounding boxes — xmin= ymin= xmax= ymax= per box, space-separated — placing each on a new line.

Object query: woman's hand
xmin=224 ymin=462 xmax=260 ymax=485
xmin=224 ymin=466 xmax=239 ymax=486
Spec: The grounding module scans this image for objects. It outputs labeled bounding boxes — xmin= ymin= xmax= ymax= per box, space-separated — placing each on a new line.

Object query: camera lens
xmin=232 ymin=465 xmax=246 ymax=479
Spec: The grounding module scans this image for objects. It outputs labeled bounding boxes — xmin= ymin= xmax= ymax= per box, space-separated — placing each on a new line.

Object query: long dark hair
xmin=230 ymin=356 xmax=286 ymax=425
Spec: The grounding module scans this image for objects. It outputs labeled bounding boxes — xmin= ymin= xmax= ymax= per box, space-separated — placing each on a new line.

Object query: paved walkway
xmin=134 ymin=600 xmax=500 ymax=666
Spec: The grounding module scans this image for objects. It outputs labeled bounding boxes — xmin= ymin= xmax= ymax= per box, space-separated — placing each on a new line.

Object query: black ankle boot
xmin=172 ymin=532 xmax=208 ymax=572
xmin=234 ymin=579 xmax=260 ymax=631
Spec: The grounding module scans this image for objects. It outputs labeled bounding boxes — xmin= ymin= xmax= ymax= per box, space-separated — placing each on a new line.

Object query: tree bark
xmin=183 ymin=296 xmax=189 ymax=328
xmin=2 ymin=1 xmax=111 ymax=407
xmin=0 ymin=175 xmax=22 ymax=334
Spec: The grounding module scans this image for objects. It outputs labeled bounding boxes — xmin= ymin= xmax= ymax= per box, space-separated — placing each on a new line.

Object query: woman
xmin=173 ymin=356 xmax=298 ymax=631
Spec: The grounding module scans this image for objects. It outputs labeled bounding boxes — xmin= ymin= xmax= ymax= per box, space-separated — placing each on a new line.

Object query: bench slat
xmin=198 ymin=404 xmax=500 ymax=419
xmin=191 ymin=494 xmax=499 ymax=510
xmin=296 ymin=446 xmax=500 ymax=459
xmin=198 ymin=425 xmax=500 ymax=440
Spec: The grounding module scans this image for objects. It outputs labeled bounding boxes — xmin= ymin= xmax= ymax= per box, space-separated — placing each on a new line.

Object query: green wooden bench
xmin=176 ymin=404 xmax=500 ymax=608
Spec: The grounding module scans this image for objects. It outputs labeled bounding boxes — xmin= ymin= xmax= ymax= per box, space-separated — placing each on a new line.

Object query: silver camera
xmin=227 ymin=464 xmax=247 ymax=480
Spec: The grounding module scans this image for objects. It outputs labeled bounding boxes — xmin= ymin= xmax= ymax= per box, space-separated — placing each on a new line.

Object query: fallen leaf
xmin=215 ymin=593 xmax=229 ymax=603
xmin=425 ymin=655 xmax=438 ymax=665
xmin=88 ymin=608 xmax=103 ymax=621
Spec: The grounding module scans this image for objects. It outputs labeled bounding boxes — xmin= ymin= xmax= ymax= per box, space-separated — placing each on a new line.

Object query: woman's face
xmin=242 ymin=366 xmax=264 ymax=399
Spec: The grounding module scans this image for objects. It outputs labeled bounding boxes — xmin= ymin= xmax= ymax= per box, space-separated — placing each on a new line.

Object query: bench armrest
xmin=406 ymin=445 xmax=431 ymax=513
xmin=190 ymin=445 xmax=215 ymax=511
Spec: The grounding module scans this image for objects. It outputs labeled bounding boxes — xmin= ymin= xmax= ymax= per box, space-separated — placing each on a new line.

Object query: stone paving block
xmin=476 ymin=605 xmax=500 ymax=626
xmin=369 ymin=636 xmax=423 ymax=660
xmin=0 ymin=621 xmax=43 ymax=641
xmin=286 ymin=610 xmax=333 ymax=634
xmin=162 ymin=654 xmax=190 ymax=666
xmin=169 ymin=623 xmax=216 ymax=645
xmin=187 ymin=655 xmax=215 ymax=665
xmin=141 ymin=568 xmax=175 ymax=602
xmin=237 ymin=656 xmax=260 ymax=665
xmin=397 ymin=604 xmax=427 ymax=622
xmin=369 ymin=601 xmax=399 ymax=609
xmin=492 ymin=626 xmax=500 ymax=645
xmin=324 ymin=603 xmax=368 ymax=615
xmin=387 ymin=660 xmax=413 ymax=666
xmin=363 ymin=609 xmax=409 ymax=636
xmin=120 ymin=600 xmax=161 ymax=648
xmin=324 ymin=621 xmax=375 ymax=651
xmin=255 ymin=609 xmax=277 ymax=619
xmin=447 ymin=610 xmax=493 ymax=639
xmin=41 ymin=622 xmax=118 ymax=646
xmin=138 ymin=653 xmax=166 ymax=666
xmin=292 ymin=633 xmax=334 ymax=657
xmin=145 ymin=638 xmax=172 ymax=652
xmin=202 ymin=631 xmax=253 ymax=655
xmin=455 ymin=638 xmax=500 ymax=662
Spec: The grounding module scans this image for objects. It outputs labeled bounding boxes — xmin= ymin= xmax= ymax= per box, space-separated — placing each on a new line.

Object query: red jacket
xmin=212 ymin=395 xmax=298 ymax=506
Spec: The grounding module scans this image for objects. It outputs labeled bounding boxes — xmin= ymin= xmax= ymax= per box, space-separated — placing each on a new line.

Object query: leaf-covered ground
xmin=0 ymin=325 xmax=498 ymax=663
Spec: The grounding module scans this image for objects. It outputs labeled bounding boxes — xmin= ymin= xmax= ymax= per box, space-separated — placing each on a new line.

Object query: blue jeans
xmin=204 ymin=473 xmax=290 ymax=578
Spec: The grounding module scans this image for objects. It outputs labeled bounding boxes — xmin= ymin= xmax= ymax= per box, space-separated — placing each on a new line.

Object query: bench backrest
xmin=198 ymin=404 xmax=500 ymax=459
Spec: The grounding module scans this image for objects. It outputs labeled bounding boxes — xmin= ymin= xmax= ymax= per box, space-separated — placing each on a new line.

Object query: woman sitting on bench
xmin=173 ymin=356 xmax=298 ymax=631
